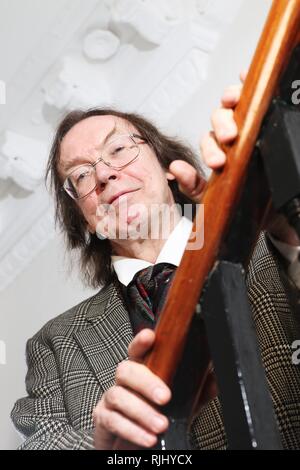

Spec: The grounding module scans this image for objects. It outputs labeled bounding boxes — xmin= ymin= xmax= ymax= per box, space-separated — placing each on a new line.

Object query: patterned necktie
xmin=122 ymin=262 xmax=176 ymax=335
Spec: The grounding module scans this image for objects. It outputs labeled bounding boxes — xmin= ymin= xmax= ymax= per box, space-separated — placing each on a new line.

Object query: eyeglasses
xmin=63 ymin=133 xmax=145 ymax=200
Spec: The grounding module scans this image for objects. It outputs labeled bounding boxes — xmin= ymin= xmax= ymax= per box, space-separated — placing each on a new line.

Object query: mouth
xmin=109 ymin=188 xmax=140 ymax=205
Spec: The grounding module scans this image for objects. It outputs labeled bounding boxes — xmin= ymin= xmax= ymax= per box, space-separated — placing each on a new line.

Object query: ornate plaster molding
xmin=0 ymin=131 xmax=48 ymax=191
xmin=83 ymin=29 xmax=120 ymax=61
xmin=110 ymin=0 xmax=172 ymax=45
xmin=42 ymin=55 xmax=112 ymax=112
xmin=0 ymin=0 xmax=101 ymax=133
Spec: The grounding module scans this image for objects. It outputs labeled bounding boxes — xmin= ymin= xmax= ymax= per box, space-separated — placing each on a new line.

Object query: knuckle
xmin=115 ymin=360 xmax=129 ymax=383
xmin=93 ymin=396 xmax=104 ymax=414
xmin=92 ymin=399 xmax=105 ymax=424
xmin=106 ymin=386 xmax=120 ymax=408
xmin=100 ymin=410 xmax=118 ymax=434
xmin=205 ymin=140 xmax=218 ymax=157
xmin=199 ymin=132 xmax=210 ymax=150
xmin=211 ymin=108 xmax=221 ymax=123
xmin=226 ymin=108 xmax=234 ymax=118
xmin=92 ymin=408 xmax=98 ymax=424
xmin=224 ymin=84 xmax=238 ymax=94
xmin=201 ymin=149 xmax=214 ymax=163
xmin=223 ymin=86 xmax=233 ymax=96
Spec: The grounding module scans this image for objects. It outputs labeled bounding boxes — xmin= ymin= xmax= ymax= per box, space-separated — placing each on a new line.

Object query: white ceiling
xmin=0 ymin=0 xmax=68 ymax=211
xmin=0 ymin=0 xmax=67 ymax=82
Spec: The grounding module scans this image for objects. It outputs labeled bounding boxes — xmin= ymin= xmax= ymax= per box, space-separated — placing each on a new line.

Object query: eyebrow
xmin=61 ymin=123 xmax=118 ymax=174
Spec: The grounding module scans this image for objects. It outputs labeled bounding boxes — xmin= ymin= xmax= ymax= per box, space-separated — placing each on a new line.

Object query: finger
xmin=94 ymin=407 xmax=157 ymax=448
xmin=221 ymin=72 xmax=247 ymax=108
xmin=103 ymin=385 xmax=169 ymax=435
xmin=115 ymin=360 xmax=171 ymax=406
xmin=211 ymin=108 xmax=238 ymax=144
xmin=169 ymin=160 xmax=206 ymax=202
xmin=221 ymin=84 xmax=242 ymax=109
xmin=200 ymin=132 xmax=226 ymax=169
xmin=128 ymin=328 xmax=155 ymax=362
xmin=240 ymin=69 xmax=247 ymax=83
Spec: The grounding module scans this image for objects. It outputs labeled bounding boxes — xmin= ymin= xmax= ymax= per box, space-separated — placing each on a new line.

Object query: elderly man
xmin=11 ymin=82 xmax=300 ymax=450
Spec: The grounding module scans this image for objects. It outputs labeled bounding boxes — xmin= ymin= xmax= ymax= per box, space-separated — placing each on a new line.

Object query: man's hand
xmin=167 ymin=77 xmax=244 ymax=203
xmin=93 ymin=327 xmax=217 ymax=450
xmin=171 ymin=72 xmax=299 ymax=246
xmin=93 ymin=329 xmax=170 ymax=450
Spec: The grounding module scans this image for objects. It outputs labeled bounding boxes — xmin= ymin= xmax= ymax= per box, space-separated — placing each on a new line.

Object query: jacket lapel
xmin=73 ymin=281 xmax=133 ymax=392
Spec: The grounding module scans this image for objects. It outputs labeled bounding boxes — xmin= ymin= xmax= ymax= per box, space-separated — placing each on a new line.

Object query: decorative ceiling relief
xmin=132 ymin=22 xmax=217 ymax=123
xmin=0 ymin=131 xmax=48 ymax=191
xmin=41 ymin=0 xmax=243 ymax=123
xmin=0 ymin=0 xmax=245 ymax=291
xmin=83 ymin=30 xmax=120 ymax=61
xmin=42 ymin=55 xmax=113 ymax=112
xmin=110 ymin=0 xmax=173 ymax=45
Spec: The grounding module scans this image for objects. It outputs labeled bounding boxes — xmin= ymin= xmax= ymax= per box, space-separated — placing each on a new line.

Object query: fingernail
xmin=221 ymin=127 xmax=236 ymax=139
xmin=209 ymin=153 xmax=226 ymax=167
xmin=223 ymin=93 xmax=234 ymax=102
xmin=142 ymin=433 xmax=156 ymax=447
xmin=219 ymin=131 xmax=231 ymax=140
xmin=153 ymin=387 xmax=168 ymax=404
xmin=152 ymin=415 xmax=166 ymax=432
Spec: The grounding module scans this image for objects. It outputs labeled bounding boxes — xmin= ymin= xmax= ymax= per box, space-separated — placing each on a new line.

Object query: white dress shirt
xmin=112 ymin=216 xmax=193 ymax=286
xmin=112 ymin=217 xmax=300 ymax=288
xmin=268 ymin=234 xmax=300 ymax=288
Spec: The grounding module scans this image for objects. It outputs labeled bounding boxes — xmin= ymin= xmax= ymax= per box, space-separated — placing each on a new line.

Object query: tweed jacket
xmin=11 ymin=233 xmax=300 ymax=450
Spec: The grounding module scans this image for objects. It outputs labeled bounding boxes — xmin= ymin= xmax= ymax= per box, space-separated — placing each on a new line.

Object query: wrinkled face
xmin=58 ymin=115 xmax=177 ymax=245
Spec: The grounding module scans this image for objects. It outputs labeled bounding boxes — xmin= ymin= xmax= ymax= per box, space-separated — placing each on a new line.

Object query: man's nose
xmin=95 ymin=161 xmax=120 ymax=190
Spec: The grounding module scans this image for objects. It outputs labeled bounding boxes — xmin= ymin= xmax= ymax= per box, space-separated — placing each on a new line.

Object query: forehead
xmin=59 ymin=115 xmax=136 ymax=169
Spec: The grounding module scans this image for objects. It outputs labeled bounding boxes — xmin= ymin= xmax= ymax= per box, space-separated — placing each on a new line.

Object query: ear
xmin=166 ymin=171 xmax=176 ymax=181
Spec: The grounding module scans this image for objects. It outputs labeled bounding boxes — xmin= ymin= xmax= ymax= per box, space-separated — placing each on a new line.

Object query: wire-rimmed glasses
xmin=62 ymin=133 xmax=144 ymax=200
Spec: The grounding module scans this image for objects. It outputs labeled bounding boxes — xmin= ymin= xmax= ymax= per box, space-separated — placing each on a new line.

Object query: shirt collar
xmin=268 ymin=233 xmax=300 ymax=264
xmin=112 ymin=216 xmax=193 ymax=286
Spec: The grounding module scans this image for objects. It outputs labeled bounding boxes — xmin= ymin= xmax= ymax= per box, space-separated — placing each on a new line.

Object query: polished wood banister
xmin=114 ymin=0 xmax=300 ymax=450
xmin=144 ymin=0 xmax=300 ymax=386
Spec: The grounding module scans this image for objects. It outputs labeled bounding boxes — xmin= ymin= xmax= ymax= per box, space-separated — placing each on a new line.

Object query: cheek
xmin=127 ymin=161 xmax=166 ymax=189
xmin=125 ymin=165 xmax=149 ymax=183
xmin=78 ymin=195 xmax=99 ymax=227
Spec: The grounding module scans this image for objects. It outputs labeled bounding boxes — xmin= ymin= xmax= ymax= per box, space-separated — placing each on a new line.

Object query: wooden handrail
xmin=145 ymin=0 xmax=300 ymax=386
xmin=114 ymin=0 xmax=300 ymax=450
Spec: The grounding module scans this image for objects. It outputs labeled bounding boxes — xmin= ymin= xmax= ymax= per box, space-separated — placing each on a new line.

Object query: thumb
xmin=240 ymin=69 xmax=248 ymax=83
xmin=128 ymin=328 xmax=156 ymax=362
xmin=169 ymin=160 xmax=206 ymax=203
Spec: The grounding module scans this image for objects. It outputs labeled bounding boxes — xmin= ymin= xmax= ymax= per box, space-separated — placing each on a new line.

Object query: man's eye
xmin=112 ymin=145 xmax=125 ymax=155
xmin=76 ymin=170 xmax=89 ymax=183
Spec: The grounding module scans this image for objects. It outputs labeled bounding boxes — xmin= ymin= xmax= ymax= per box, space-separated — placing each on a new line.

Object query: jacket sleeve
xmin=11 ymin=334 xmax=95 ymax=450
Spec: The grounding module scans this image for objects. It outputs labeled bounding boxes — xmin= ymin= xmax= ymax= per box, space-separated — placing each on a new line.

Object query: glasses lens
xmin=65 ymin=165 xmax=96 ymax=199
xmin=63 ymin=135 xmax=141 ymax=199
xmin=103 ymin=135 xmax=139 ymax=167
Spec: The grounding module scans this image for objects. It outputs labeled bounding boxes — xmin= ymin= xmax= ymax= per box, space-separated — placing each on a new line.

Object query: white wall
xmin=0 ymin=0 xmax=272 ymax=449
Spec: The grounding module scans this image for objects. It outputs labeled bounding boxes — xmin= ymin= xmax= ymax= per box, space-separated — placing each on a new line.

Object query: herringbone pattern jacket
xmin=11 ymin=234 xmax=300 ymax=449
